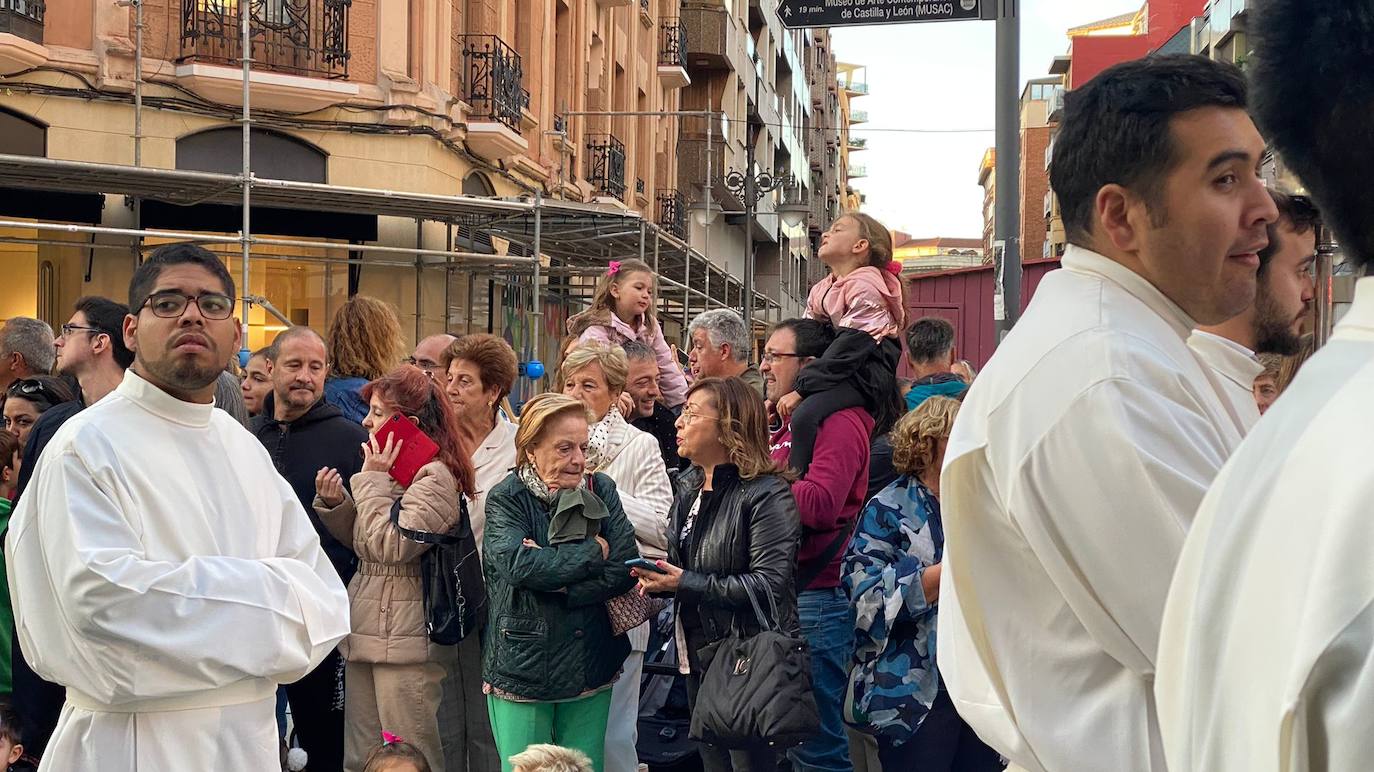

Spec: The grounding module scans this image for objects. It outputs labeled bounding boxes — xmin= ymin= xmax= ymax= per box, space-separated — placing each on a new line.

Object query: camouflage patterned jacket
xmin=840 ymin=475 xmax=944 ymax=746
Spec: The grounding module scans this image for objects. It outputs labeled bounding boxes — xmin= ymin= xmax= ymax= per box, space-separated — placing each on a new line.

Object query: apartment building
xmin=0 ymin=0 xmax=839 ymax=363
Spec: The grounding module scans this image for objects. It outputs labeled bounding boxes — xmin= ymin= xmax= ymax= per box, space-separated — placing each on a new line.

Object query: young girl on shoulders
xmin=776 ymin=212 xmax=906 ymax=473
xmin=565 ymin=258 xmax=689 ymax=408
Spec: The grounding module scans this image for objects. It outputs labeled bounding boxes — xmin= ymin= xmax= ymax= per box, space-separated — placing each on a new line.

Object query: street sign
xmin=778 ymin=0 xmax=983 ymax=29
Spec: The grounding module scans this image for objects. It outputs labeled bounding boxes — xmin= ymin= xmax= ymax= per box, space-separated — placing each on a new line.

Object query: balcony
xmin=682 ymin=6 xmax=731 ymax=71
xmin=658 ymin=18 xmax=690 ymax=89
xmin=849 ymin=109 xmax=868 ymax=124
xmin=1046 ymin=85 xmax=1065 ymax=122
xmin=848 ymin=165 xmax=866 ymax=179
xmin=657 ymin=189 xmax=687 ymax=240
xmin=0 ymin=0 xmax=43 ymax=46
xmin=179 ymin=0 xmax=351 ymax=79
xmin=840 ymin=78 xmax=868 ymax=96
xmin=459 ymin=34 xmax=529 ymax=161
xmin=847 ymin=136 xmax=867 ymax=151
xmin=586 ymin=134 xmax=627 ymax=200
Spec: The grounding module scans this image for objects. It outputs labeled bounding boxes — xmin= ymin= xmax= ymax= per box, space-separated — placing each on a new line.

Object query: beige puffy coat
xmin=314 ymin=461 xmax=463 ymax=664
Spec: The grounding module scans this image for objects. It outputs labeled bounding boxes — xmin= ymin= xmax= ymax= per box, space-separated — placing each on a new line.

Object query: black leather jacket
xmin=668 ymin=464 xmax=801 ymax=664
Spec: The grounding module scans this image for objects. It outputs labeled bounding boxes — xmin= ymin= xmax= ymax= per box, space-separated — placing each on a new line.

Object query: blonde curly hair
xmin=890 ymin=396 xmax=961 ymax=479
xmin=327 ymin=296 xmax=404 ymax=380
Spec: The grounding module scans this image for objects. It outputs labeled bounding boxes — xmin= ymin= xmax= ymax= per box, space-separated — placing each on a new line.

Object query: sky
xmin=831 ymin=0 xmax=1144 ymax=238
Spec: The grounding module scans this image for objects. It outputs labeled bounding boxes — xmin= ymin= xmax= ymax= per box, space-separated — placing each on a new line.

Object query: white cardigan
xmin=470 ymin=420 xmax=519 ymax=553
xmin=594 ymin=415 xmax=674 ymax=561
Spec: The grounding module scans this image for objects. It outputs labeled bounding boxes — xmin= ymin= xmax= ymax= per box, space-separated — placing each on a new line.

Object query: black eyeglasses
xmin=141 ymin=292 xmax=236 ymax=320
xmin=60 ymin=323 xmax=107 ymax=338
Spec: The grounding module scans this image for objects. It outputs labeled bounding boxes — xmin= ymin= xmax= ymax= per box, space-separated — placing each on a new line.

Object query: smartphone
xmin=374 ymin=414 xmax=441 ymax=487
xmin=626 ymin=557 xmax=667 ymax=574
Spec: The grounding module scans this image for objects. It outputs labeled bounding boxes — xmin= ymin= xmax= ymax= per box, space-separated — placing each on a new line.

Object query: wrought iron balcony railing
xmin=460 ymin=35 xmax=526 ymax=133
xmin=586 ymin=134 xmax=626 ymax=199
xmin=0 ymin=0 xmax=45 ymax=45
xmin=659 ymin=17 xmax=686 ymax=67
xmin=180 ymin=0 xmax=351 ymax=79
xmin=657 ymin=190 xmax=686 ymax=240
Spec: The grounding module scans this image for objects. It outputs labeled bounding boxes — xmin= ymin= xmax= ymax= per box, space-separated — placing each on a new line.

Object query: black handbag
xmin=688 ymin=582 xmax=820 ymax=750
xmin=390 ymin=496 xmax=486 ymax=644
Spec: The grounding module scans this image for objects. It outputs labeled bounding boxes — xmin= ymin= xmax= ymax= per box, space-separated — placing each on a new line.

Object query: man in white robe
xmin=1188 ymin=189 xmax=1319 ymax=433
xmin=936 ymin=55 xmax=1278 ymax=772
xmin=1156 ymin=3 xmax=1374 ymax=769
xmin=6 ymin=243 xmax=349 ymax=771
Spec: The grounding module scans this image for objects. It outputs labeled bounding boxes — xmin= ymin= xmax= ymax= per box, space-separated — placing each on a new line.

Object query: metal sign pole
xmin=994 ymin=0 xmax=1021 ymax=337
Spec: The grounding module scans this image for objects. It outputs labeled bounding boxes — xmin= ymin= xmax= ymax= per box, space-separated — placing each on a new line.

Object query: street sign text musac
xmin=778 ymin=0 xmax=981 ymax=29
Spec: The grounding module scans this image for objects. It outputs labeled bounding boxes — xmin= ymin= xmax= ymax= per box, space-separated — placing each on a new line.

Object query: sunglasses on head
xmin=6 ymin=379 xmax=59 ymax=410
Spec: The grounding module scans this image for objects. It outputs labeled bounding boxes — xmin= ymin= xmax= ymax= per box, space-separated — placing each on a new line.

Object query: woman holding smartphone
xmin=634 ymin=377 xmax=800 ymax=772
xmin=314 ymin=365 xmax=476 ymax=772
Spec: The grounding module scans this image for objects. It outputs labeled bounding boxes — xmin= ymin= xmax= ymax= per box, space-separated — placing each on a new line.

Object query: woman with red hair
xmin=314 ymin=365 xmax=476 ymax=772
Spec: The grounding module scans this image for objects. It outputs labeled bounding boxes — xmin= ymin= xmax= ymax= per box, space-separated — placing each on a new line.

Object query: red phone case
xmin=375 ymin=414 xmax=441 ymax=487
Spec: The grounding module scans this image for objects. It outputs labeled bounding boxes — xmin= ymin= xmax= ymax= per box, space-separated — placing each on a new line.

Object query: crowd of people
xmin=0 ymin=4 xmax=1369 ymax=769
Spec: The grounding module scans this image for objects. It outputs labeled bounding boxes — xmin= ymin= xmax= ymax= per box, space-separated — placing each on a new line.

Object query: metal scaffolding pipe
xmin=532 ymin=191 xmax=544 ymax=369
xmin=0 ymin=220 xmax=538 ymax=264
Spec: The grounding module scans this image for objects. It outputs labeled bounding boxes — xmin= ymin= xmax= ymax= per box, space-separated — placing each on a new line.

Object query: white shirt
xmin=6 ymin=370 xmax=349 ymax=771
xmin=937 ymin=246 xmax=1243 ymax=772
xmin=470 ymin=419 xmax=519 ymax=552
xmin=1187 ymin=330 xmax=1264 ymax=433
xmin=1157 ymin=277 xmax=1374 ymax=772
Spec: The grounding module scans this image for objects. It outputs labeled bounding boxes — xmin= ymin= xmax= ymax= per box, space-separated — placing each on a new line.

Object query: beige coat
xmin=315 ymin=462 xmax=464 ymax=665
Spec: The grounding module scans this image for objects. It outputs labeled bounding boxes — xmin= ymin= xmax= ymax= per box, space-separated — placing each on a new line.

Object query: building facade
xmin=0 ymin=0 xmax=843 ymax=363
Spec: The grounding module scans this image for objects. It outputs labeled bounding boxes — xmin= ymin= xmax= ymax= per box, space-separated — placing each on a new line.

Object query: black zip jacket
xmin=668 ymin=464 xmax=801 ymax=667
xmin=251 ymin=393 xmax=368 ymax=582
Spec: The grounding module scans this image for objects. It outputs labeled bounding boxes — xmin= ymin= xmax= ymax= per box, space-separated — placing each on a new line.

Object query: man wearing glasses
xmin=6 ymin=296 xmax=133 ymax=760
xmin=1188 ymin=190 xmax=1319 ymax=432
xmin=408 ymin=333 xmax=458 ymax=380
xmin=760 ymin=318 xmax=873 ymax=772
xmin=6 ymin=243 xmax=348 ymax=772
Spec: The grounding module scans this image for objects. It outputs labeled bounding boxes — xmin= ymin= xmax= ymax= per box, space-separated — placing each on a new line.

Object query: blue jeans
xmin=789 ymin=586 xmax=856 ymax=772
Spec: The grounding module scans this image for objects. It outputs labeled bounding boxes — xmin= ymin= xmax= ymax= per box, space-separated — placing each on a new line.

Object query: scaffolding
xmin=0 ymin=151 xmax=779 ymax=373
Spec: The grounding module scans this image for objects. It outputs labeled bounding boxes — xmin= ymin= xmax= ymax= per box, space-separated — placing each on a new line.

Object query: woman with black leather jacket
xmin=633 ymin=377 xmax=800 ymax=772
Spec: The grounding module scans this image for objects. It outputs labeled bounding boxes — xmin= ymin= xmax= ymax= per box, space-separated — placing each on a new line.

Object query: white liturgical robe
xmin=1157 ymin=277 xmax=1374 ymax=772
xmin=6 ymin=370 xmax=350 ymax=771
xmin=937 ymin=246 xmax=1244 ymax=772
xmin=1187 ymin=330 xmax=1264 ymax=434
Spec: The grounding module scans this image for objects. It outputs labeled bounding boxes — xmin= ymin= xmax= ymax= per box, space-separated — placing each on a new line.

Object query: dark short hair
xmin=904 ymin=317 xmax=956 ymax=363
xmin=250 ymin=345 xmax=276 ymax=361
xmin=770 ymin=318 xmax=835 ymax=359
xmin=1258 ymin=192 xmax=1322 ymax=280
xmin=1051 ymin=55 xmax=1248 ymax=244
xmin=73 ymin=296 xmax=134 ymax=369
xmin=129 ymin=244 xmax=236 ymax=315
xmin=0 ymin=699 xmax=20 ymax=746
xmin=1252 ymin=0 xmax=1374 ymax=266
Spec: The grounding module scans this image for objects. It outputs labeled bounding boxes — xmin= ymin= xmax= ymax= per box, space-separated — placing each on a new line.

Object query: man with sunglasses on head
xmin=5 ymin=244 xmax=349 ymax=772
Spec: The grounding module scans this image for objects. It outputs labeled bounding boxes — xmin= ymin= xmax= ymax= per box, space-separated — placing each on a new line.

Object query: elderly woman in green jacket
xmin=482 ymin=392 xmax=639 ymax=772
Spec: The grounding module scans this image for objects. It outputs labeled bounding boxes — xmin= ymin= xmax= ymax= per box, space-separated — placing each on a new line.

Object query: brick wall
xmin=1020 ymin=125 xmax=1052 ymax=262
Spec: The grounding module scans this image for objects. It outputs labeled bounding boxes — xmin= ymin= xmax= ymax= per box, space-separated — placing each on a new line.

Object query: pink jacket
xmin=806 ymin=266 xmax=906 ymax=341
xmin=572 ymin=313 xmax=689 ymax=407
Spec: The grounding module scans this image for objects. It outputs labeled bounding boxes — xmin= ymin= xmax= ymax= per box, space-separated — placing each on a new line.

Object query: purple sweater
xmin=770 ymin=407 xmax=873 ymax=590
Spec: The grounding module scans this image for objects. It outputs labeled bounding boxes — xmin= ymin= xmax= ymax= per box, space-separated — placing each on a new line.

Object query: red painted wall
xmin=1145 ymin=0 xmax=1206 ymax=49
xmin=1068 ymin=35 xmax=1152 ymax=88
xmin=903 ymin=259 xmax=1061 ymax=373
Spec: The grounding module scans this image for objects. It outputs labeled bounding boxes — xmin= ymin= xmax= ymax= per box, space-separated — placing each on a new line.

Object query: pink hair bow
xmin=382 ymin=731 xmax=406 ymax=745
xmin=886 ymin=261 xmax=903 ymax=276
xmin=607 ymin=260 xmax=622 ymax=276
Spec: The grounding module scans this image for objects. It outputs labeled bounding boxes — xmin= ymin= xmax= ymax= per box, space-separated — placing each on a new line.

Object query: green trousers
xmin=486 ymin=689 xmax=612 ymax=772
